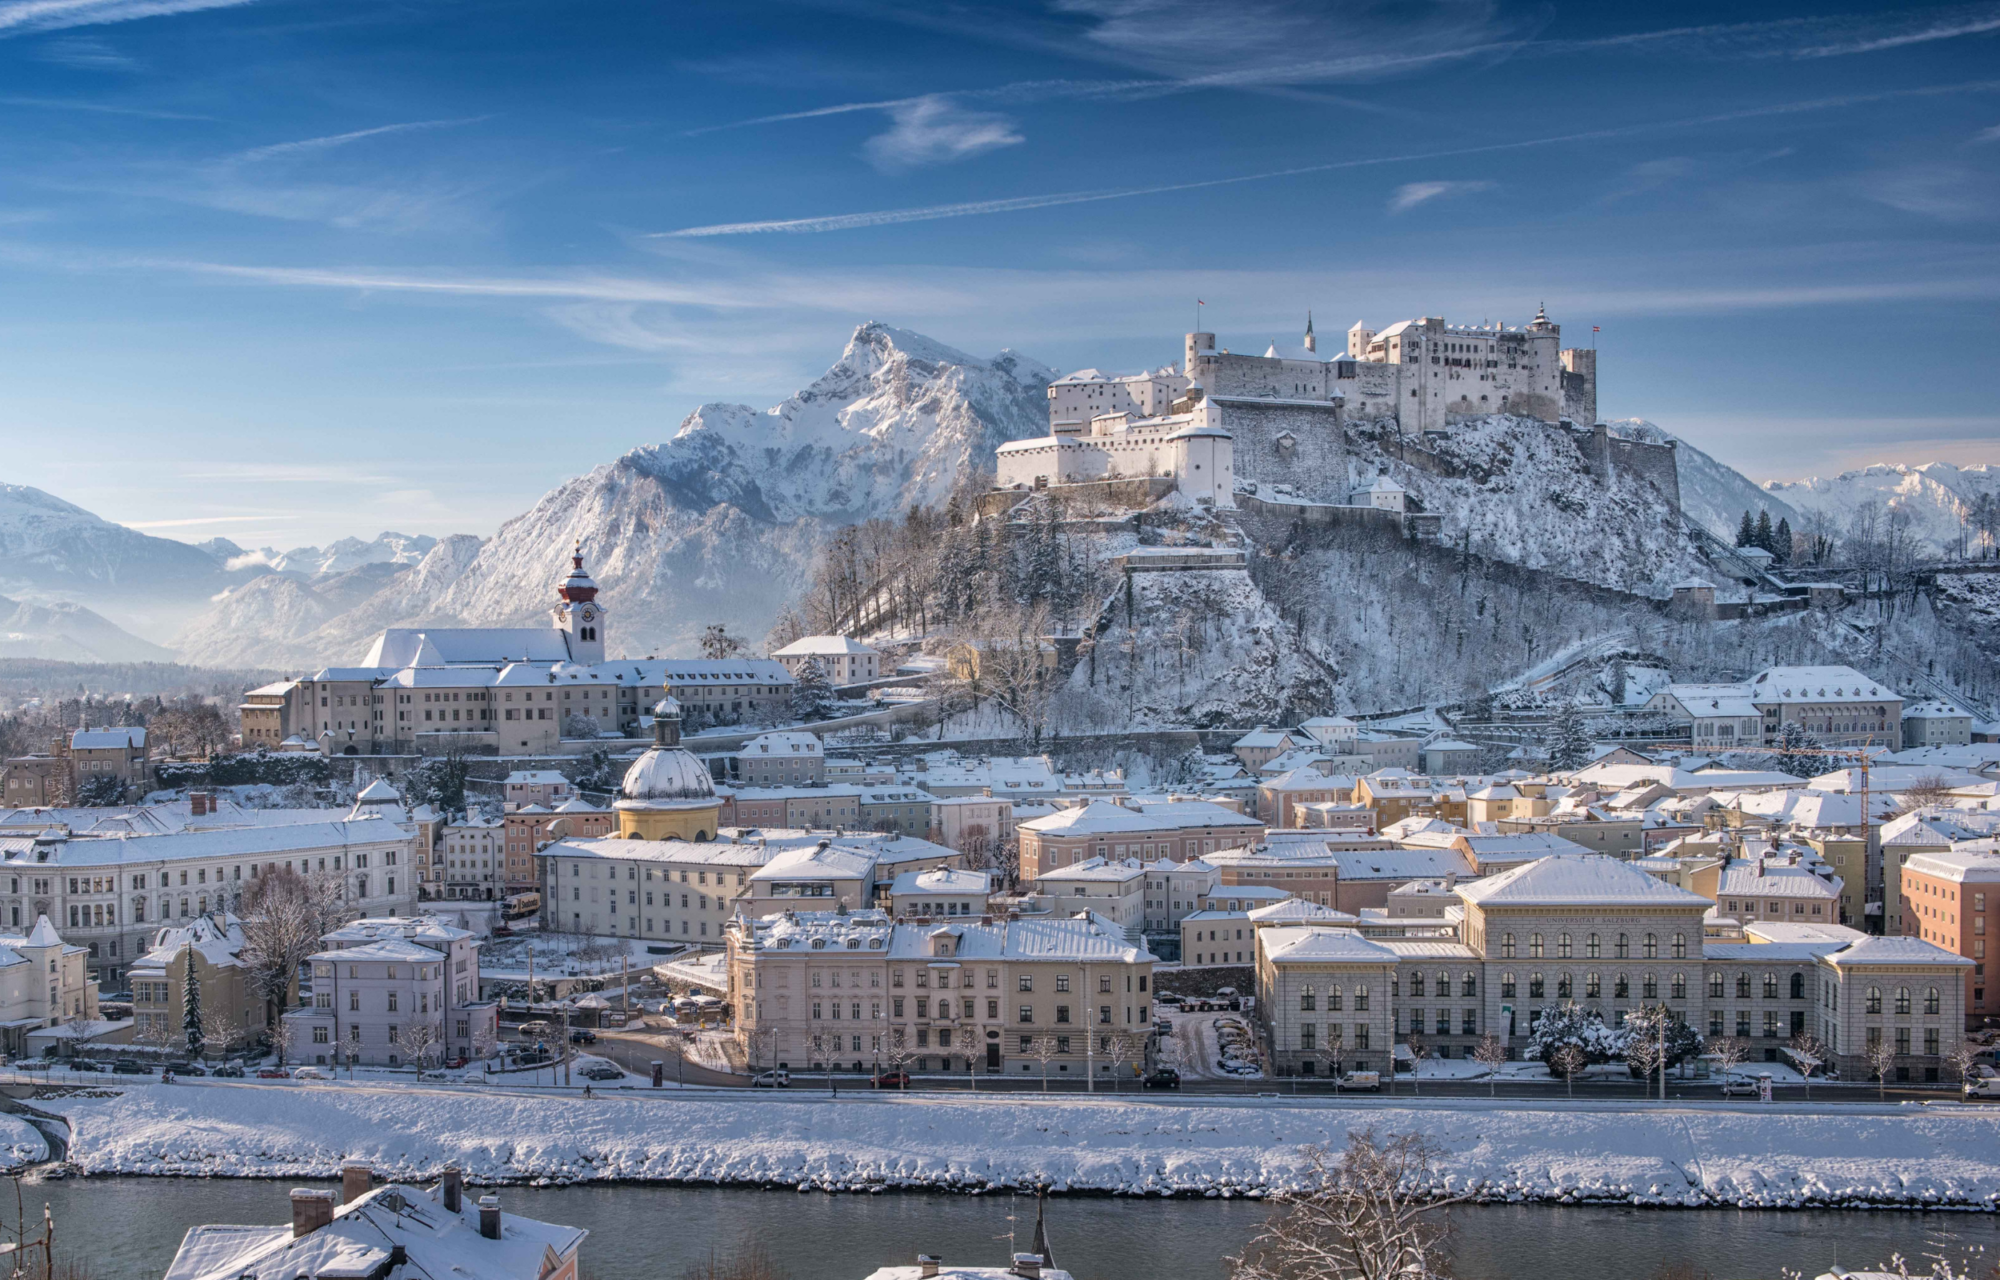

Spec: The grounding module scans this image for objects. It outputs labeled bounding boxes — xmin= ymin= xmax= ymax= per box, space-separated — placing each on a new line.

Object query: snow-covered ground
xmin=40 ymin=1081 xmax=2000 ymax=1207
xmin=0 ymin=1114 xmax=45 ymax=1168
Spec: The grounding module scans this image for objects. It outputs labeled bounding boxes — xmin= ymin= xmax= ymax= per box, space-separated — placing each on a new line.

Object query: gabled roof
xmin=1456 ymin=854 xmax=1711 ymax=908
xmin=1259 ymin=925 xmax=1400 ymax=963
xmin=71 ymin=726 xmax=144 ymax=750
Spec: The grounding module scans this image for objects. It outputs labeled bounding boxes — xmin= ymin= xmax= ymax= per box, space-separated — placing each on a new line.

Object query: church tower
xmin=552 ymin=543 xmax=607 ymax=665
xmin=1303 ymin=311 xmax=1316 ymax=353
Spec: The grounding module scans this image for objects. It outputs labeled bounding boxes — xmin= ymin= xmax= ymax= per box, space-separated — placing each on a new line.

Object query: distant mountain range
xmin=1764 ymin=462 xmax=2000 ymax=555
xmin=2 ymin=327 xmax=1985 ymax=672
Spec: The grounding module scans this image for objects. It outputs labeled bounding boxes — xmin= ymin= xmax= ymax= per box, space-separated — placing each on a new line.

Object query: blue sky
xmin=2 ymin=0 xmax=1997 ymax=549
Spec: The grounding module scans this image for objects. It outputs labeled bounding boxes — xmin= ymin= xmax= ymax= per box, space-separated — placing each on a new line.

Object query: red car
xmin=256 ymin=1068 xmax=291 ymax=1079
xmin=871 ymin=1071 xmax=911 ymax=1089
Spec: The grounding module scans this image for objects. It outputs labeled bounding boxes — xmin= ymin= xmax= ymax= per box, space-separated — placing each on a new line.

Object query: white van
xmin=1963 ymin=1073 xmax=2000 ymax=1098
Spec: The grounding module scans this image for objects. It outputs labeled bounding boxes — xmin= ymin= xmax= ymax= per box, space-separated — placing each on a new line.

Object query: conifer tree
xmin=1736 ymin=511 xmax=1755 ymax=548
xmin=1754 ymin=509 xmax=1775 ymax=552
xmin=1544 ymin=701 xmax=1595 ymax=771
xmin=1773 ymin=517 xmax=1793 ymax=564
xmin=182 ymin=944 xmax=204 ymax=1057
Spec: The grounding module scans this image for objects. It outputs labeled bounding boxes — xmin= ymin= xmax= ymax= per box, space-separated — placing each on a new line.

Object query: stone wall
xmin=1211 ymin=399 xmax=1347 ymax=502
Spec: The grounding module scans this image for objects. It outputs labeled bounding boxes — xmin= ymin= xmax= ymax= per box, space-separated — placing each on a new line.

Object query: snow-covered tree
xmin=1771 ymin=720 xmax=1825 ymax=779
xmin=182 ymin=945 xmax=204 ymax=1057
xmin=75 ymin=772 xmax=125 ymax=806
xmin=1523 ymin=1001 xmax=1626 ymax=1067
xmin=699 ymin=624 xmax=746 ymax=660
xmin=559 ymin=713 xmax=600 ymax=740
xmin=1544 ymin=702 xmax=1594 ymax=771
xmin=788 ymin=658 xmax=836 ymax=722
xmin=403 ymin=750 xmax=470 ymax=811
xmin=1229 ymin=1130 xmax=1467 ymax=1280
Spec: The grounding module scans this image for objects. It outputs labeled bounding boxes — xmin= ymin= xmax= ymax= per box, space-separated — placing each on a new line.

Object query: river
xmin=17 ymin=1179 xmax=1998 ymax=1280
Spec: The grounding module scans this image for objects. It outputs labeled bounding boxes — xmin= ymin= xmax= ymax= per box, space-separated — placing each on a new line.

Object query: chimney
xmin=918 ymin=1256 xmax=942 ymax=1279
xmin=340 ymin=1162 xmax=371 ymax=1204
xmin=1011 ymin=1253 xmax=1043 ymax=1279
xmin=478 ymin=1194 xmax=502 ymax=1240
xmin=442 ymin=1165 xmax=463 ymax=1213
xmin=290 ymin=1189 xmax=335 ymax=1238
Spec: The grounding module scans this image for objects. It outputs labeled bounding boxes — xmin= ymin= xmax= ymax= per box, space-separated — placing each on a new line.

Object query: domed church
xmin=613 ymin=698 xmax=722 ymax=841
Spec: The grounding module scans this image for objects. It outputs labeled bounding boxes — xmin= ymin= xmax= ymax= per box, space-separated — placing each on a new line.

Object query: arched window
xmin=1530 ymin=933 xmax=1545 ymax=959
xmin=1585 ymin=972 xmax=1601 ymax=998
xmin=1616 ymin=933 xmax=1630 ymax=959
xmin=1557 ymin=973 xmax=1573 ymax=999
xmin=1643 ymin=933 xmax=1658 ymax=959
xmin=1895 ymin=986 xmax=1912 ymax=1015
xmin=1614 ymin=974 xmax=1629 ymax=999
xmin=1353 ymin=986 xmax=1370 ymax=1011
xmin=1501 ymin=933 xmax=1516 ymax=959
xmin=1558 ymin=933 xmax=1573 ymax=959
xmin=1736 ymin=973 xmax=1751 ymax=999
xmin=1925 ymin=987 xmax=1941 ymax=1015
xmin=1672 ymin=933 xmax=1687 ymax=960
xmin=1500 ymin=973 xmax=1516 ymax=998
xmin=1329 ymin=987 xmax=1343 ymax=1011
xmin=1301 ymin=985 xmax=1316 ymax=1012
xmin=1642 ymin=973 xmax=1658 ymax=999
xmin=1411 ymin=972 xmax=1427 ymax=998
xmin=1865 ymin=986 xmax=1882 ymax=1014
xmin=1708 ymin=973 xmax=1724 ymax=999
xmin=1671 ymin=973 xmax=1686 ymax=1000
xmin=1587 ymin=933 xmax=1602 ymax=959
xmin=1528 ymin=973 xmax=1545 ymax=998
xmin=1462 ymin=972 xmax=1477 ymax=997
xmin=1762 ymin=973 xmax=1778 ymax=1000
xmin=1790 ymin=973 xmax=1805 ymax=1000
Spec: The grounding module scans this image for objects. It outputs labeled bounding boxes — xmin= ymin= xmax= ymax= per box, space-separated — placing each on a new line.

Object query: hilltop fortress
xmin=996 ymin=307 xmax=1674 ymax=513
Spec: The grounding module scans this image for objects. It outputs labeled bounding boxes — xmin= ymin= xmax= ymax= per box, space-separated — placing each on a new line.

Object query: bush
xmin=155 ymin=753 xmax=331 ymax=789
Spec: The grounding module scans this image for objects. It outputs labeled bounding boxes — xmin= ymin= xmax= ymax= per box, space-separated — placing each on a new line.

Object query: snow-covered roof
xmin=321 ymin=915 xmax=476 ymax=948
xmin=309 ymin=938 xmax=444 ymax=964
xmin=362 ymin=627 xmax=574 ymax=668
xmin=135 ymin=913 xmax=245 ymax=971
xmin=1903 ymin=699 xmax=1972 ymax=719
xmin=1260 ymin=925 xmax=1400 ymax=963
xmin=162 ymin=1181 xmax=584 ymax=1280
xmin=504 ymin=771 xmax=569 ymax=785
xmin=72 ymin=726 xmax=145 ymax=751
xmin=749 ymin=842 xmax=876 ymax=883
xmin=1246 ymin=899 xmax=1357 ymax=924
xmin=1456 ymin=854 xmax=1712 ymax=909
xmin=1743 ymin=920 xmax=1866 ymax=946
xmin=1749 ymin=665 xmax=1896 ymax=704
xmin=747 ymin=908 xmax=1151 ymax=963
xmin=1712 ymin=859 xmax=1840 ymax=900
xmin=889 ymin=867 xmax=991 ymax=896
xmin=541 ymin=835 xmax=774 ymax=868
xmin=744 ymin=732 xmax=824 ymax=756
xmin=2 ymin=816 xmax=408 ymax=868
xmin=1036 ymin=856 xmax=1145 ymax=884
xmin=1232 ymin=726 xmax=1293 ymax=749
xmin=1823 ymin=936 xmax=1973 ymax=968
xmin=1903 ymin=848 xmax=2000 ymax=883
xmin=772 ymin=635 xmax=880 ymax=657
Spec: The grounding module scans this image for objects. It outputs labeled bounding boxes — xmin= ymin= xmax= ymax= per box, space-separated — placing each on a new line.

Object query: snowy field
xmin=0 ymin=1114 xmax=45 ymax=1168
xmin=39 ymin=1081 xmax=2000 ymax=1208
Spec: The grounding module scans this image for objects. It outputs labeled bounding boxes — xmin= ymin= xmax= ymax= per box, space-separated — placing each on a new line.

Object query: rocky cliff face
xmin=1764 ymin=461 xmax=2000 ymax=556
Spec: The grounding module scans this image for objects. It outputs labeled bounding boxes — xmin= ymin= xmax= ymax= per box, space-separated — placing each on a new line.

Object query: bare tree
xmin=136 ymin=1014 xmax=182 ymax=1060
xmin=807 ymin=1030 xmax=835 ymax=1092
xmin=1549 ymin=1042 xmax=1586 ymax=1098
xmin=1708 ymin=1036 xmax=1749 ymax=1087
xmin=1865 ymin=1037 xmax=1899 ymax=1101
xmin=200 ymin=1006 xmax=239 ymax=1061
xmin=882 ymin=1029 xmax=918 ymax=1084
xmin=1310 ymin=1027 xmax=1345 ymax=1091
xmin=1402 ymin=1032 xmax=1428 ymax=1096
xmin=1228 ymin=1129 xmax=1468 ymax=1280
xmin=1895 ymin=774 xmax=1956 ymax=817
xmin=1787 ymin=1031 xmax=1827 ymax=1101
xmin=471 ymin=1019 xmax=497 ymax=1064
xmin=396 ymin=1022 xmax=442 ymax=1072
xmin=1946 ymin=1040 xmax=1983 ymax=1091
xmin=679 ymin=1239 xmax=790 ymax=1280
xmin=239 ymin=867 xmax=352 ymax=1026
xmin=1027 ymin=1032 xmax=1063 ymax=1092
xmin=1472 ymin=1032 xmax=1508 ymax=1097
xmin=748 ymin=1026 xmax=779 ymax=1072
xmin=1105 ymin=1030 xmax=1145 ymax=1092
xmin=274 ymin=1017 xmax=306 ymax=1068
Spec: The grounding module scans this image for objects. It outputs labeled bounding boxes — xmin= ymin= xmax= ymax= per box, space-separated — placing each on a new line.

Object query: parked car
xmin=111 ymin=1060 xmax=150 ymax=1075
xmin=211 ymin=1064 xmax=245 ymax=1077
xmin=13 ymin=1060 xmax=48 ymax=1072
xmin=872 ymin=1070 xmax=912 ymax=1090
xmin=1720 ymin=1073 xmax=1766 ymax=1097
xmin=1142 ymin=1068 xmax=1181 ymax=1090
xmin=1964 ymin=1073 xmax=2000 ymax=1099
xmin=580 ymin=1064 xmax=622 ymax=1082
xmin=66 ymin=1060 xmax=103 ymax=1072
xmin=292 ymin=1066 xmax=329 ymax=1081
xmin=569 ymin=1029 xmax=598 ymax=1045
xmin=256 ymin=1067 xmax=291 ymax=1079
xmin=752 ymin=1069 xmax=791 ymax=1088
xmin=1339 ymin=1071 xmax=1382 ymax=1091
xmin=1153 ymin=1019 xmax=1174 ymax=1034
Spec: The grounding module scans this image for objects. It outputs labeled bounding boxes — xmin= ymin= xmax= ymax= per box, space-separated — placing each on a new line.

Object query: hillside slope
xmin=1605 ymin=419 xmax=1799 ymax=541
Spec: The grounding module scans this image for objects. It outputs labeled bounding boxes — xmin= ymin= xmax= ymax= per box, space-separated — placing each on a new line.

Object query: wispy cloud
xmin=36 ymin=34 xmax=132 ymax=67
xmin=122 ymin=513 xmax=273 ymax=528
xmin=0 ymin=0 xmax=256 ymax=37
xmin=1388 ymin=179 xmax=1493 ymax=212
xmin=0 ymin=93 xmax=210 ymax=118
xmin=1974 ymin=123 xmax=2000 ymax=143
xmin=659 ymin=80 xmax=2000 ymax=237
xmin=232 ymin=117 xmax=486 ymax=164
xmin=861 ymin=95 xmax=1022 ymax=171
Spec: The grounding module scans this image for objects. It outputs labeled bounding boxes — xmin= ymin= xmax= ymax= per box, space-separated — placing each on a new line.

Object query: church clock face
xmin=581 ymin=606 xmax=597 ymax=622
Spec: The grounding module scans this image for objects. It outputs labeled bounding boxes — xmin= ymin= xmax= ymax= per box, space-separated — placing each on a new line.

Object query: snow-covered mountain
xmin=199 ymin=532 xmax=437 ymax=576
xmin=0 ymin=484 xmax=231 ymax=633
xmin=168 ymin=324 xmax=1055 ymax=666
xmin=1604 ymin=419 xmax=1798 ymax=541
xmin=1763 ymin=462 xmax=2000 ymax=555
xmin=0 ymin=595 xmax=174 ymax=663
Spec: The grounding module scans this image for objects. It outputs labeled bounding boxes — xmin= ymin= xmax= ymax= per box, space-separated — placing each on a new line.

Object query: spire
xmin=556 ymin=542 xmax=599 ymax=603
xmin=1531 ymin=301 xmax=1551 ymax=329
xmin=1303 ymin=310 xmax=1316 ymax=353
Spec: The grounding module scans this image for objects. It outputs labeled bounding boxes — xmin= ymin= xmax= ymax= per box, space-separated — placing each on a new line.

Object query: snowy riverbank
xmin=41 ymin=1082 xmax=2000 ymax=1209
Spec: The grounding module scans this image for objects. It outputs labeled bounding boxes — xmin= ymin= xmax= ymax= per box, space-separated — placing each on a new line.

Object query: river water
xmin=20 ymin=1179 xmax=1999 ymax=1280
